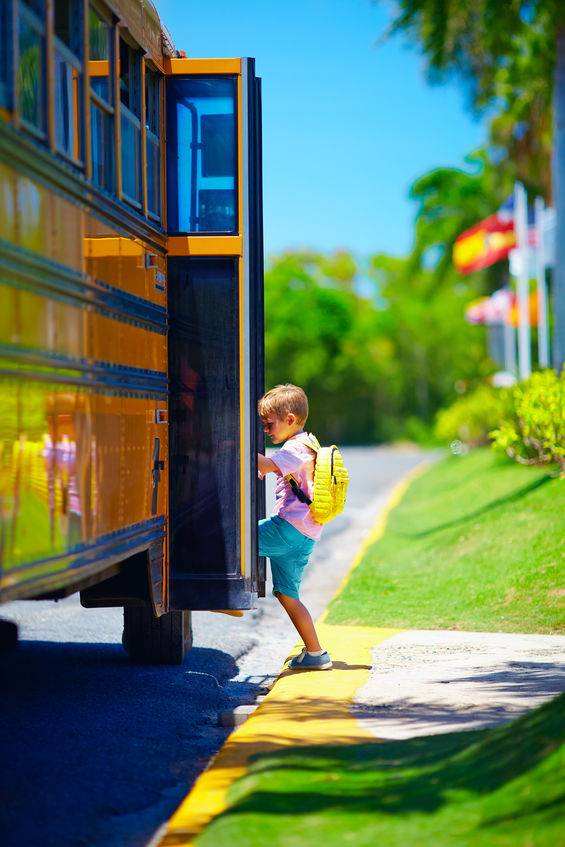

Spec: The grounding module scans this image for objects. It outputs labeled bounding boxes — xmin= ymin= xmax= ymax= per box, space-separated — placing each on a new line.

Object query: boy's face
xmin=261 ymin=413 xmax=301 ymax=445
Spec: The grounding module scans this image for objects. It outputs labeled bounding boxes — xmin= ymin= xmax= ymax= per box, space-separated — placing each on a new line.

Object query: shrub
xmin=403 ymin=416 xmax=441 ymax=447
xmin=435 ymin=385 xmax=508 ymax=447
xmin=489 ymin=370 xmax=564 ymax=470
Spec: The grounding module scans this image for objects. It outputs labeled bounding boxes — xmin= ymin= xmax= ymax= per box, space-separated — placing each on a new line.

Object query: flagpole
xmin=514 ymin=182 xmax=532 ymax=379
xmin=503 ymin=283 xmax=517 ymax=376
xmin=534 ymin=197 xmax=550 ymax=368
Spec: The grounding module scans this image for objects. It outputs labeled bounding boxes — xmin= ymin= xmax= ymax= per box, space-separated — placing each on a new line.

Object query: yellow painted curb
xmin=158 ymin=625 xmax=399 ymax=846
xmin=157 ymin=460 xmax=429 ymax=846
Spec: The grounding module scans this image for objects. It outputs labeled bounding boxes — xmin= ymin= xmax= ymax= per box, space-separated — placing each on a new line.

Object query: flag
xmin=453 ymin=197 xmax=538 ymax=275
xmin=464 ymin=289 xmax=513 ymax=325
xmin=453 ymin=213 xmax=516 ymax=274
xmin=464 ymin=289 xmax=538 ymax=326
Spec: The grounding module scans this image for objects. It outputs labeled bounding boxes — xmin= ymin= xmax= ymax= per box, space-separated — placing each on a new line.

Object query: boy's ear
xmin=287 ymin=412 xmax=297 ymax=426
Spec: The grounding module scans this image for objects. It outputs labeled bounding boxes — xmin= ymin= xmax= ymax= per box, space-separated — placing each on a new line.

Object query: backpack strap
xmin=294 ymin=432 xmax=320 ymax=453
xmin=284 ymin=433 xmax=319 ymax=505
xmin=286 ymin=474 xmax=312 ymax=505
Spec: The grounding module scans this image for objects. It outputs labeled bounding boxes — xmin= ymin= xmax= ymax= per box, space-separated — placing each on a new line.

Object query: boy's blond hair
xmin=258 ymin=384 xmax=309 ymax=427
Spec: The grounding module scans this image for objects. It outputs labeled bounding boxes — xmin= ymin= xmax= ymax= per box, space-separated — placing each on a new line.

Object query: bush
xmin=489 ymin=370 xmax=564 ymax=471
xmin=435 ymin=384 xmax=508 ymax=447
xmin=402 ymin=416 xmax=441 ymax=447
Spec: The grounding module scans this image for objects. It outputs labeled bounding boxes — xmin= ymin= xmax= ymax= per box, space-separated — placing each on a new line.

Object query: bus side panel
xmin=0 ymin=164 xmax=169 ymax=603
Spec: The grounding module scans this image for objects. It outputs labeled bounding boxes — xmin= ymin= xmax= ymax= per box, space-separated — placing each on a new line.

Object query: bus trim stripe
xmin=0 ymin=343 xmax=167 ymax=390
xmin=0 ymin=237 xmax=167 ymax=334
xmin=0 ymin=520 xmax=166 ymax=598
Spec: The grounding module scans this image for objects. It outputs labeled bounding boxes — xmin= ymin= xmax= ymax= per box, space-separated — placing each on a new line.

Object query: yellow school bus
xmin=0 ymin=0 xmax=265 ymax=662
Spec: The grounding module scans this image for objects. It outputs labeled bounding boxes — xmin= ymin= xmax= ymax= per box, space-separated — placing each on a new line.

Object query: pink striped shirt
xmin=270 ymin=433 xmax=323 ymax=541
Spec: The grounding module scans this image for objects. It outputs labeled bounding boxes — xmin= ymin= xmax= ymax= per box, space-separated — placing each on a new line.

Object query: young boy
xmin=257 ymin=383 xmax=332 ymax=670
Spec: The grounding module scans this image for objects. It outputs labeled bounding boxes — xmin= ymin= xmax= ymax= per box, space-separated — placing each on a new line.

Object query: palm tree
xmin=408 ymin=148 xmax=510 ymax=289
xmin=379 ymin=0 xmax=565 ymax=369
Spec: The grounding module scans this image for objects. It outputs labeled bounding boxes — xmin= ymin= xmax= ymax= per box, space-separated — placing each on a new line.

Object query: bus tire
xmin=122 ymin=607 xmax=192 ymax=665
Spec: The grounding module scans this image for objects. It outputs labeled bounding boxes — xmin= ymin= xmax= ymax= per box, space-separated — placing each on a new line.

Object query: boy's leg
xmin=275 ymin=592 xmax=322 ymax=652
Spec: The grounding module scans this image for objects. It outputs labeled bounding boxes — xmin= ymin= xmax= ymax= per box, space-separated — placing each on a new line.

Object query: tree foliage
xmin=265 ymin=252 xmax=390 ymax=443
xmin=264 ymin=244 xmax=492 ymax=444
xmin=382 ymin=0 xmax=565 ymax=196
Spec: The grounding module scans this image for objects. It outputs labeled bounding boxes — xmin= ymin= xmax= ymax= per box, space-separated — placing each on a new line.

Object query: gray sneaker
xmin=288 ymin=649 xmax=332 ymax=670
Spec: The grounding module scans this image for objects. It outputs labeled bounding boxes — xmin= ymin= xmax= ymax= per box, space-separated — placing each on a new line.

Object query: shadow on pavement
xmin=276 ymin=660 xmax=372 ymax=681
xmin=448 ymin=660 xmax=565 ymax=697
xmin=0 ymin=640 xmax=260 ymax=847
xmin=352 ymin=655 xmax=565 ymax=734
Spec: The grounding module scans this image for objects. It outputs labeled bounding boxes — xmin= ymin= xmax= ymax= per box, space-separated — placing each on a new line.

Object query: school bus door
xmin=165 ymin=58 xmax=265 ymax=610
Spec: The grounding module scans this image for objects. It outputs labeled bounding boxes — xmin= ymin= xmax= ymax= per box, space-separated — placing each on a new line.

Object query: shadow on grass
xmin=216 ymin=693 xmax=564 ymax=822
xmin=392 ymin=473 xmax=553 ymax=540
xmin=477 ymin=794 xmax=565 ymax=830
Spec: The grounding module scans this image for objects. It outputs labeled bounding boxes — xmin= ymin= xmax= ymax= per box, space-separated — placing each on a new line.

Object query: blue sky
xmin=156 ymin=0 xmax=485 ymax=259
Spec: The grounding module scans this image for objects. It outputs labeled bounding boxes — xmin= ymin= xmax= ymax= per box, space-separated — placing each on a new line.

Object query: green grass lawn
xmin=198 ymin=694 xmax=565 ymax=847
xmin=327 ymin=449 xmax=564 ymax=633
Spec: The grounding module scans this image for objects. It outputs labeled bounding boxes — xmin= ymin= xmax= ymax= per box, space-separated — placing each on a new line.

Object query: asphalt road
xmin=0 ymin=446 xmax=427 ymax=847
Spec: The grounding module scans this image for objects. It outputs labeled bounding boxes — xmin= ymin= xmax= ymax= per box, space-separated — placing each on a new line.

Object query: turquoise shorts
xmin=258 ymin=515 xmax=316 ymax=599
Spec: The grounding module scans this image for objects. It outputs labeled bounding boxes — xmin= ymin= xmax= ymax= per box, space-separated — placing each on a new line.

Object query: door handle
xmin=151 ymin=438 xmax=164 ymax=514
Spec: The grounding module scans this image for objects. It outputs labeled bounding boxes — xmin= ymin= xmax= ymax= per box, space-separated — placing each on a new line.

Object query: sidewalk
xmin=354 ymin=629 xmax=565 ymax=738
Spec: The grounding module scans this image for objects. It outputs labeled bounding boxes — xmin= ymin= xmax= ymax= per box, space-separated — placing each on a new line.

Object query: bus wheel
xmin=122 ymin=607 xmax=192 ymax=665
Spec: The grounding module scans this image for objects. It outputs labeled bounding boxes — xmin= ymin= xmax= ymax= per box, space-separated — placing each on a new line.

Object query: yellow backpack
xmin=285 ymin=433 xmax=349 ymax=524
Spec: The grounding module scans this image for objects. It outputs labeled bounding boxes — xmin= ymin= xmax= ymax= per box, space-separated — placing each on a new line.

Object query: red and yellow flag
xmin=453 ymin=213 xmax=516 ymax=274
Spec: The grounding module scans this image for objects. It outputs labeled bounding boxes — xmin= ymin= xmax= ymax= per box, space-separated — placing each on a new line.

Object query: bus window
xmin=53 ymin=0 xmax=83 ymax=164
xmin=17 ymin=0 xmax=46 ymax=136
xmin=119 ymin=37 xmax=142 ymax=206
xmin=167 ymin=76 xmax=237 ymax=234
xmin=0 ymin=3 xmax=12 ymax=110
xmin=145 ymin=67 xmax=161 ymax=221
xmin=88 ymin=5 xmax=114 ymax=192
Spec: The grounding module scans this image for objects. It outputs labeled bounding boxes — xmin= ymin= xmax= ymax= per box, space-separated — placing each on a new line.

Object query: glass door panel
xmin=166 ymin=76 xmax=237 ymax=234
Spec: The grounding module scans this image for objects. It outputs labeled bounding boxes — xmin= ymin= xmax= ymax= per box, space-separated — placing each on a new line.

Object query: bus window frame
xmin=118 ymin=29 xmax=142 ymax=210
xmin=88 ymin=0 xmax=115 ymax=195
xmin=144 ymin=61 xmax=163 ymax=225
xmin=52 ymin=0 xmax=84 ymax=168
xmin=16 ymin=0 xmax=48 ymax=140
xmin=0 ymin=1 xmax=15 ymax=112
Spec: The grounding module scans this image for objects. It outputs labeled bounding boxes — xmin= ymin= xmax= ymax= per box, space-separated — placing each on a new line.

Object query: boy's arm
xmin=258 ymin=453 xmax=279 ymax=476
